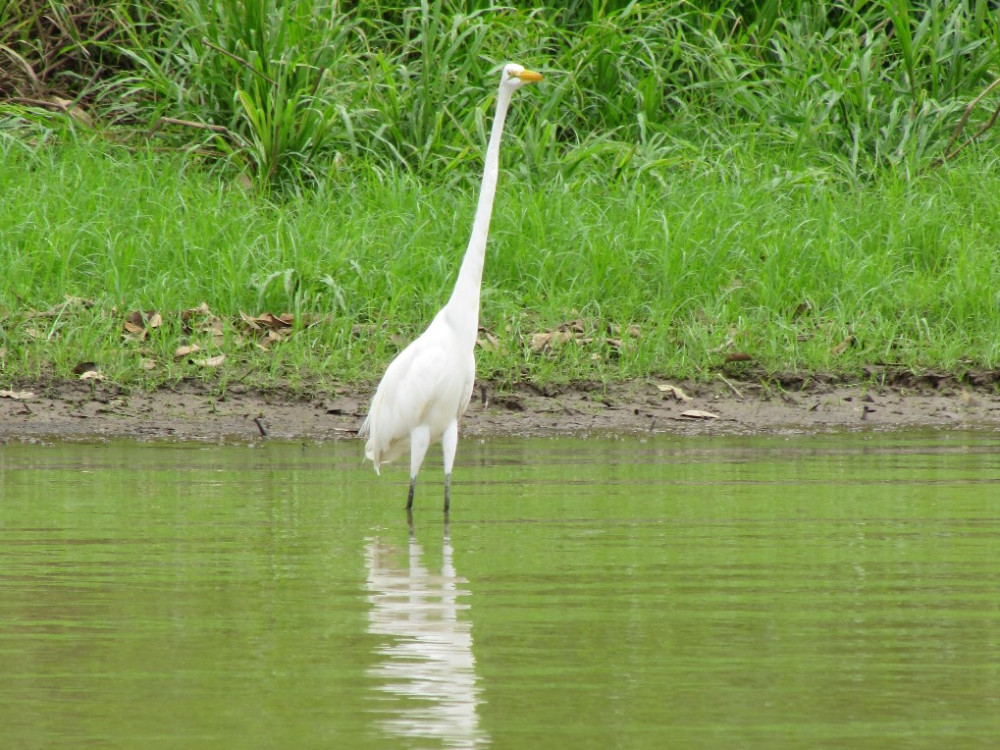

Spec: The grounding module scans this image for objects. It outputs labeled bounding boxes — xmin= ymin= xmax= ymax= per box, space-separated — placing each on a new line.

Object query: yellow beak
xmin=515 ymin=69 xmax=544 ymax=83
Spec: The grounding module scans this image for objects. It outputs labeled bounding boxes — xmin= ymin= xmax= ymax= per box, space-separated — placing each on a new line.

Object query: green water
xmin=1 ymin=432 xmax=998 ymax=749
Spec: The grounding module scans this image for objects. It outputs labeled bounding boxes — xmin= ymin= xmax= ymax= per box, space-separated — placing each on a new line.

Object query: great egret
xmin=359 ymin=62 xmax=543 ymax=514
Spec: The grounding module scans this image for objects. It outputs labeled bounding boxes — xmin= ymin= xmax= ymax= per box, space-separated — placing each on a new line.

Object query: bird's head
xmin=500 ymin=63 xmax=544 ymax=91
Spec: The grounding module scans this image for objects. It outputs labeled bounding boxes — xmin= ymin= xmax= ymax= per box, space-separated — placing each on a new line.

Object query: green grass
xmin=4 ymin=2 xmax=999 ymax=186
xmin=2 ymin=1 xmax=1000 ymax=392
xmin=2 ymin=137 xmax=1000 ymax=392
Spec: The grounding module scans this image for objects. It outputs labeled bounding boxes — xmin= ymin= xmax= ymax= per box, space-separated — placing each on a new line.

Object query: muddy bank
xmin=2 ymin=376 xmax=999 ymax=443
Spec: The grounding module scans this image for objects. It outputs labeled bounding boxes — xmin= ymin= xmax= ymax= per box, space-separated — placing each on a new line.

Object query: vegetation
xmin=1 ymin=1 xmax=999 ymax=392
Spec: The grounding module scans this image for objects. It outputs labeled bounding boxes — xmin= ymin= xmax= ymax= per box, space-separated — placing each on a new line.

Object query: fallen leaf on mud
xmin=253 ymin=330 xmax=287 ymax=351
xmin=725 ymin=351 xmax=753 ymax=363
xmin=477 ymin=327 xmax=502 ymax=352
xmin=657 ymin=383 xmax=691 ymax=401
xmin=195 ymin=354 xmax=226 ymax=368
xmin=180 ymin=302 xmax=212 ymax=321
xmin=123 ymin=310 xmax=162 ymax=340
xmin=528 ymin=319 xmax=630 ymax=356
xmin=175 ymin=344 xmax=200 ymax=358
xmin=72 ymin=361 xmax=98 ymax=375
xmin=48 ymin=96 xmax=94 ymax=128
xmin=131 ymin=311 xmax=162 ymax=328
xmin=530 ymin=329 xmax=573 ymax=352
xmin=960 ymin=390 xmax=981 ymax=407
xmin=0 ymin=389 xmax=35 ymax=400
xmin=189 ymin=314 xmax=227 ymax=346
xmin=831 ymin=336 xmax=855 ymax=355
xmin=239 ymin=311 xmax=294 ymax=330
xmin=680 ymin=409 xmax=719 ymax=420
xmin=529 ymin=320 xmax=586 ymax=352
xmin=140 ymin=358 xmax=157 ymax=371
xmin=609 ymin=323 xmax=641 ymax=339
xmin=236 ymin=312 xmax=312 ymax=349
xmin=389 ymin=333 xmax=409 ymax=348
xmin=79 ymin=370 xmax=105 ymax=381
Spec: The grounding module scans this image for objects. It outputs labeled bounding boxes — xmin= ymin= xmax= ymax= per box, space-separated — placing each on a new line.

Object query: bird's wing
xmin=363 ymin=334 xmax=458 ymax=463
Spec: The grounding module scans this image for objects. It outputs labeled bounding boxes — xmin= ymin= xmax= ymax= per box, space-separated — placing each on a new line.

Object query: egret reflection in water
xmin=365 ymin=526 xmax=487 ymax=748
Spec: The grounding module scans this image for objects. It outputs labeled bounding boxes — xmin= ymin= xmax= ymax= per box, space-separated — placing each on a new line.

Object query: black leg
xmin=407 ymin=507 xmax=414 ymax=536
xmin=406 ymin=477 xmax=415 ymax=510
xmin=443 ymin=472 xmax=451 ymax=514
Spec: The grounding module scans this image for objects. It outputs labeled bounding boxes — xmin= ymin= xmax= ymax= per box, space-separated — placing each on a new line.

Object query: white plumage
xmin=359 ymin=63 xmax=543 ymax=513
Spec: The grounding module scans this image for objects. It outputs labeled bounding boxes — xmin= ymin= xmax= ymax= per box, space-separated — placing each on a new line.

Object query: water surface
xmin=1 ymin=432 xmax=999 ymax=748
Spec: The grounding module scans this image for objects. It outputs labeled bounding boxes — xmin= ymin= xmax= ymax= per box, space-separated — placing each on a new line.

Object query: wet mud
xmin=2 ymin=375 xmax=998 ymax=443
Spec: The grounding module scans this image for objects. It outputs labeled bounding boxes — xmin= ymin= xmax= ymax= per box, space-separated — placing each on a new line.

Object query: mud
xmin=2 ymin=375 xmax=999 ymax=443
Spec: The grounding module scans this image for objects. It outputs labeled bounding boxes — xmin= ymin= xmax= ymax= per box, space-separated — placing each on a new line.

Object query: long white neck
xmin=440 ymin=82 xmax=515 ymax=345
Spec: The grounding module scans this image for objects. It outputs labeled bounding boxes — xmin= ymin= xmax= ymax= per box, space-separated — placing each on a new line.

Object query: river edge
xmin=2 ymin=376 xmax=998 ymax=443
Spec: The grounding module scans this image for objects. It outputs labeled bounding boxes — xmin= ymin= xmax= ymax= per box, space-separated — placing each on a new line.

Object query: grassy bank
xmin=2 ymin=1 xmax=999 ymax=395
xmin=2 ymin=138 xmax=1000 ymax=393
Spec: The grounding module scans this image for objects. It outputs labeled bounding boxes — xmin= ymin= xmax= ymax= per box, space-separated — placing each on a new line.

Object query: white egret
xmin=359 ymin=62 xmax=543 ymax=514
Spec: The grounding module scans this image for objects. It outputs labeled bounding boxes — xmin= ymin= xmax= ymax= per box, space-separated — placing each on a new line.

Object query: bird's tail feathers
xmin=359 ymin=413 xmax=381 ymax=474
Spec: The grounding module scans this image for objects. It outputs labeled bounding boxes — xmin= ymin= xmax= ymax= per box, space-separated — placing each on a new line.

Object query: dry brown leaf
xmin=124 ymin=310 xmax=153 ymax=327
xmin=656 ymin=383 xmax=691 ymax=401
xmin=175 ymin=344 xmax=200 ymax=358
xmin=476 ymin=328 xmax=501 ymax=352
xmin=528 ymin=319 xmax=594 ymax=353
xmin=530 ymin=329 xmax=576 ymax=352
xmin=195 ymin=316 xmax=226 ymax=346
xmin=140 ymin=358 xmax=157 ymax=371
xmin=529 ymin=331 xmax=551 ymax=351
xmin=831 ymin=336 xmax=855 ymax=356
xmin=195 ymin=354 xmax=226 ymax=368
xmin=680 ymin=409 xmax=719 ymax=420
xmin=255 ymin=312 xmax=294 ymax=329
xmin=79 ymin=370 xmax=105 ymax=381
xmin=238 ymin=311 xmax=260 ymax=330
xmin=122 ymin=310 xmax=162 ymax=340
xmin=181 ymin=302 xmax=212 ymax=321
xmin=725 ymin=351 xmax=753 ymax=363
xmin=0 ymin=389 xmax=35 ymax=400
xmin=608 ymin=323 xmax=641 ymax=339
xmin=49 ymin=96 xmax=94 ymax=128
xmin=389 ymin=333 xmax=409 ymax=348
xmin=197 ymin=317 xmax=224 ymax=334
